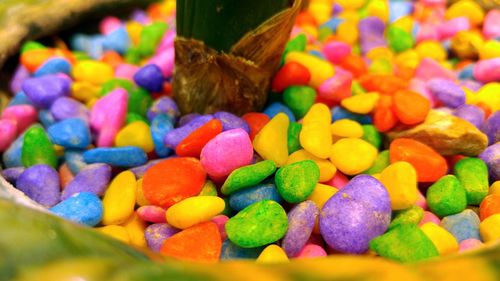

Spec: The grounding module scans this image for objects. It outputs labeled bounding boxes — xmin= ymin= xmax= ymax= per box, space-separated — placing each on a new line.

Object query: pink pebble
xmin=90 ymin=88 xmax=128 ymax=147
xmin=115 ymin=64 xmax=139 ymax=80
xmin=419 ymin=211 xmax=441 ymax=226
xmin=99 ymin=16 xmax=122 ymax=35
xmin=0 ymin=119 xmax=18 ymax=152
xmin=323 ymin=171 xmax=349 ymax=189
xmin=421 ymin=0 xmax=446 ymax=5
xmin=323 ymin=41 xmax=351 ymax=64
xmin=317 ymin=70 xmax=352 ymax=102
xmin=483 ymin=10 xmax=500 ymax=39
xmin=156 ymin=30 xmax=176 ymax=53
xmin=1 ymin=105 xmax=37 ymax=133
xmin=416 ymin=190 xmax=428 ymax=210
xmin=459 ymin=238 xmax=483 ymax=252
xmin=296 ymin=244 xmax=327 ymax=259
xmin=414 ymin=58 xmax=455 ymax=81
xmin=137 ymin=205 xmax=167 ymax=223
xmin=148 ymin=47 xmax=174 ymax=77
xmin=438 ymin=17 xmax=470 ymax=40
xmin=473 ymin=58 xmax=500 ymax=83
xmin=416 ymin=24 xmax=440 ymax=43
xmin=211 ymin=215 xmax=229 ymax=241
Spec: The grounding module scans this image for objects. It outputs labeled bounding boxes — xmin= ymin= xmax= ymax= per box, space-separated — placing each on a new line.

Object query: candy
xmin=221 ymin=160 xmax=277 ymax=195
xmin=282 ymin=201 xmax=318 ymax=257
xmin=330 ymin=138 xmax=378 ymax=176
xmin=286 ymin=149 xmax=336 ymax=182
xmin=47 ymin=118 xmax=91 ymax=149
xmin=283 ymin=86 xmax=317 ymax=119
xmin=50 ymin=192 xmax=103 ymax=227
xmin=420 ymin=222 xmax=459 ymax=255
xmin=380 ymin=161 xmax=418 ymax=210
xmin=271 ymin=62 xmax=311 ymax=92
xmin=16 ymin=164 xmax=60 ymax=207
xmin=145 ymin=223 xmax=178 ymax=252
xmin=22 ymin=75 xmax=71 ymax=108
xmin=426 ymin=175 xmax=467 ymax=217
xmin=441 ymin=210 xmax=481 ymax=242
xmin=479 ymin=214 xmax=500 ymax=242
xmin=275 ymin=160 xmax=320 ymax=203
xmin=114 ymin=121 xmax=155 ymax=153
xmin=253 ymin=113 xmax=289 ymax=167
xmin=83 ymin=146 xmax=147 ymax=167
xmin=257 ymin=245 xmax=289 ymax=264
xmin=61 ymin=163 xmax=111 ymax=200
xmin=300 ymin=104 xmax=332 ymax=159
xmin=21 ymin=125 xmax=57 ymax=168
xmin=454 ymin=158 xmax=489 ymax=205
xmin=176 ymin=119 xmax=222 ymax=158
xmin=340 ymin=92 xmax=379 ymax=114
xmin=133 ymin=64 xmax=164 ymax=92
xmin=142 ymin=158 xmax=206 ymax=208
xmin=166 ymin=196 xmax=225 ymax=229
xmin=479 ymin=194 xmax=500 ymax=221
xmin=320 ymin=175 xmax=391 ymax=254
xmin=225 ymin=200 xmax=288 ymax=248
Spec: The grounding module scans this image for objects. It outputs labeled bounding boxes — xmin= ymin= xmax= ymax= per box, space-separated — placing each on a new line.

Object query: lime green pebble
xmin=199 ymin=180 xmax=218 ymax=196
xmin=362 ymin=124 xmax=382 ymax=149
xmin=351 ymin=81 xmax=366 ymax=96
xmin=389 ymin=205 xmax=424 ymax=230
xmin=126 ymin=113 xmax=148 ymax=125
xmin=427 ymin=175 xmax=468 ymax=217
xmin=21 ymin=41 xmax=46 ymax=53
xmin=387 ymin=26 xmax=414 ymax=53
xmin=128 ymin=88 xmax=153 ymax=116
xmin=21 ymin=125 xmax=57 ymax=168
xmin=226 ymin=200 xmax=288 ymax=248
xmin=281 ymin=33 xmax=307 ymax=65
xmin=275 ymin=160 xmax=320 ymax=203
xmin=283 ymin=86 xmax=317 ymax=119
xmin=137 ymin=22 xmax=168 ymax=57
xmin=364 ymin=150 xmax=390 ymax=175
xmin=287 ymin=122 xmax=302 ymax=155
xmin=125 ymin=47 xmax=141 ymax=64
xmin=221 ymin=160 xmax=277 ymax=195
xmin=72 ymin=51 xmax=91 ymax=61
xmin=454 ymin=158 xmax=489 ymax=205
xmin=100 ymin=79 xmax=135 ymax=97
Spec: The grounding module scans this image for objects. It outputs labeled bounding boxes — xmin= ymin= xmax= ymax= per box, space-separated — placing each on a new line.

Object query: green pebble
xmin=21 ymin=41 xmax=46 ymax=53
xmin=137 ymin=22 xmax=168 ymax=58
xmin=287 ymin=122 xmax=302 ymax=154
xmin=221 ymin=160 xmax=277 ymax=195
xmin=454 ymin=158 xmax=489 ymax=205
xmin=364 ymin=150 xmax=390 ymax=175
xmin=362 ymin=124 xmax=381 ymax=149
xmin=275 ymin=160 xmax=320 ymax=203
xmin=72 ymin=51 xmax=91 ymax=61
xmin=281 ymin=33 xmax=307 ymax=65
xmin=369 ymin=224 xmax=439 ymax=263
xmin=351 ymin=81 xmax=366 ymax=96
xmin=128 ymin=88 xmax=153 ymax=116
xmin=389 ymin=205 xmax=424 ymax=230
xmin=283 ymin=86 xmax=316 ymax=119
xmin=125 ymin=47 xmax=141 ymax=64
xmin=21 ymin=125 xmax=57 ymax=168
xmin=100 ymin=79 xmax=135 ymax=97
xmin=225 ymin=200 xmax=288 ymax=248
xmin=426 ymin=175 xmax=467 ymax=217
xmin=387 ymin=26 xmax=414 ymax=53
xmin=126 ymin=113 xmax=148 ymax=125
xmin=199 ymin=180 xmax=218 ymax=196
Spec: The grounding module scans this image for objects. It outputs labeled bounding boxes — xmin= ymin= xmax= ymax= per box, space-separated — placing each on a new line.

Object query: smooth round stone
xmin=331 ymin=106 xmax=372 ymax=124
xmin=38 ymin=110 xmax=56 ymax=128
xmin=16 ymin=164 xmax=60 ymax=207
xmin=164 ymin=115 xmax=213 ymax=149
xmin=145 ymin=223 xmax=179 ymax=252
xmin=330 ymin=138 xmax=378 ymax=175
xmin=380 ymin=161 xmax=418 ymax=210
xmin=64 ymin=149 xmax=87 ymax=175
xmin=426 ymin=175 xmax=467 ymax=217
xmin=256 ymin=245 xmax=289 ymax=263
xmin=221 ymin=160 xmax=277 ymax=195
xmin=50 ymin=192 xmax=103 ymax=226
xmin=146 ymin=96 xmax=179 ymax=122
xmin=481 ymin=111 xmax=500 ymax=145
xmin=479 ymin=143 xmax=500 ymax=181
xmin=441 ymin=209 xmax=481 ymax=242
xmin=275 ymin=160 xmax=320 ymax=203
xmin=200 ymin=128 xmax=253 ymax=178
xmin=229 ymin=183 xmax=283 ymax=212
xmin=0 ymin=119 xmax=18 ymax=152
xmin=103 ymin=27 xmax=130 ymax=54
xmin=101 ymin=171 xmax=136 ymax=225
xmin=137 ymin=205 xmax=167 ymax=223
xmin=1 ymin=104 xmax=37 ymax=133
xmin=214 ymin=111 xmax=250 ymax=133
xmin=282 ymin=200 xmax=319 ymax=257
xmin=296 ymin=244 xmax=327 ymax=258
xmin=263 ymin=102 xmax=296 ymax=122
xmin=320 ymin=175 xmax=391 ymax=254
xmin=1 ymin=167 xmax=25 ymax=184
xmin=300 ymin=103 xmax=332 ymax=159
xmin=22 ymin=75 xmax=71 ymax=108
xmin=283 ymin=86 xmax=317 ymax=119
xmin=452 ymin=104 xmax=484 ymax=128
xmin=129 ymin=159 xmax=162 ymax=179
xmin=459 ymin=238 xmax=483 ymax=252
xmin=115 ymin=121 xmax=155 ymax=153
xmin=150 ymin=114 xmax=173 ymax=157
xmin=426 ymin=78 xmax=466 ymax=108
xmin=61 ymin=163 xmax=112 ymax=200
xmin=47 ymin=118 xmax=91 ymax=149
xmin=454 ymin=157 xmax=489 ymax=205
xmin=134 ymin=64 xmax=164 ymax=93
xmin=90 ymin=88 xmax=128 ymax=147
xmin=166 ymin=196 xmax=225 ymax=229
xmin=226 ymin=200 xmax=288 ymax=248
xmin=50 ymin=97 xmax=89 ymax=122
xmin=253 ymin=113 xmax=290 ymax=167
xmin=83 ymin=146 xmax=148 ymax=167
xmin=34 ymin=57 xmax=71 ymax=77
xmin=220 ymin=240 xmax=264 ymax=260
xmin=21 ymin=125 xmax=57 ymax=168
xmin=389 ymin=205 xmax=424 ymax=230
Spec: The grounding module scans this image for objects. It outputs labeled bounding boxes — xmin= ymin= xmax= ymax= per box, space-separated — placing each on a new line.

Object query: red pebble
xmin=176 ymin=119 xmax=223 ymax=158
xmin=242 ymin=112 xmax=270 ymax=140
xmin=137 ymin=205 xmax=167 ymax=223
xmin=271 ymin=62 xmax=311 ymax=92
xmin=374 ymin=95 xmax=398 ymax=132
xmin=479 ymin=194 xmax=500 ymax=221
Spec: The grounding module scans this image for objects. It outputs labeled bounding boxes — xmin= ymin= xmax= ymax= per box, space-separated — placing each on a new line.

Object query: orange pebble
xmin=58 ymin=163 xmax=74 ymax=190
xmin=392 ymin=90 xmax=430 ymax=125
xmin=374 ymin=95 xmax=397 ymax=132
xmin=142 ymin=158 xmax=206 ymax=208
xmin=21 ymin=49 xmax=56 ymax=72
xmin=160 ymin=221 xmax=221 ymax=263
xmin=176 ymin=119 xmax=223 ymax=158
xmin=338 ymin=54 xmax=367 ymax=78
xmin=296 ymin=11 xmax=317 ymax=26
xmin=358 ymin=74 xmax=408 ymax=95
xmin=480 ymin=194 xmax=500 ymax=221
xmin=242 ymin=112 xmax=270 ymax=140
xmin=390 ymin=138 xmax=448 ymax=182
xmin=101 ymin=51 xmax=124 ymax=68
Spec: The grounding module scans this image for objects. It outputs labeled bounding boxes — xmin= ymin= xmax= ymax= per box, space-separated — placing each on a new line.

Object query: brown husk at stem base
xmin=173 ymin=0 xmax=303 ymax=115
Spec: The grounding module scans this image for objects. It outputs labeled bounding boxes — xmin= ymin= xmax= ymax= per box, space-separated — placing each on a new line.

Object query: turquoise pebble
xmin=50 ymin=192 xmax=103 ymax=226
xmin=229 ymin=183 xmax=283 ymax=212
xmin=47 ymin=118 xmax=91 ymax=149
xmin=83 ymin=146 xmax=148 ymax=167
xmin=441 ymin=209 xmax=481 ymax=242
xmin=150 ymin=114 xmax=173 ymax=158
xmin=220 ymin=240 xmax=264 ymax=260
xmin=64 ymin=150 xmax=87 ymax=175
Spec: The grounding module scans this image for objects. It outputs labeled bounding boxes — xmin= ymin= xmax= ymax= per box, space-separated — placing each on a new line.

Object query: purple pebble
xmin=10 ymin=65 xmax=30 ymax=93
xmin=426 ymin=78 xmax=466 ymax=108
xmin=134 ymin=64 xmax=164 ymax=93
xmin=22 ymin=75 xmax=71 ymax=108
xmin=145 ymin=223 xmax=179 ymax=252
xmin=358 ymin=17 xmax=386 ymax=54
xmin=50 ymin=97 xmax=89 ymax=122
xmin=1 ymin=167 xmax=25 ymax=184
xmin=480 ymin=111 xmax=500 ymax=145
xmin=282 ymin=200 xmax=319 ymax=257
xmin=479 ymin=143 xmax=500 ymax=181
xmin=452 ymin=104 xmax=485 ymax=128
xmin=319 ymin=175 xmax=391 ymax=254
xmin=178 ymin=113 xmax=201 ymax=127
xmin=146 ymin=96 xmax=179 ymax=122
xmin=61 ymin=163 xmax=112 ymax=200
xmin=16 ymin=164 xmax=60 ymax=207
xmin=214 ymin=111 xmax=250 ymax=133
xmin=164 ymin=115 xmax=213 ymax=149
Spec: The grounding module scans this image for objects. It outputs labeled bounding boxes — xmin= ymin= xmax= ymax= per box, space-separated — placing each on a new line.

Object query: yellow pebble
xmin=336 ymin=0 xmax=366 ymax=10
xmin=421 ymin=222 xmax=459 ymax=255
xmin=96 ymin=225 xmax=130 ymax=243
xmin=372 ymin=173 xmax=382 ymax=181
xmin=300 ymin=104 xmax=332 ymax=159
xmin=165 ymin=196 xmax=225 ymax=229
xmin=475 ymin=83 xmax=500 ymax=112
xmin=53 ymin=144 xmax=65 ymax=157
xmin=340 ymin=93 xmax=379 ymax=115
xmin=253 ymin=113 xmax=289 ymax=167
xmin=380 ymin=161 xmax=418 ymax=210
xmin=308 ymin=1 xmax=331 ymax=24
xmin=86 ymin=98 xmax=98 ymax=108
xmin=369 ymin=58 xmax=393 ymax=75
xmin=451 ymin=31 xmax=484 ymax=60
xmin=330 ymin=119 xmax=364 ymax=139
xmin=300 ymin=24 xmax=318 ymax=40
xmin=71 ymin=82 xmax=100 ymax=102
xmin=126 ymin=21 xmax=143 ymax=46
xmin=336 ymin=21 xmax=359 ymax=46
xmin=446 ymin=0 xmax=484 ymax=27
xmin=115 ymin=121 xmax=155 ymax=153
xmin=102 ymin=171 xmax=136 ymax=225
xmin=490 ymin=181 xmax=500 ymax=195
xmin=366 ymin=0 xmax=389 ymax=22
xmin=73 ymin=60 xmax=114 ymax=86
xmin=479 ymin=40 xmax=500 ymax=60
xmin=121 ymin=213 xmax=147 ymax=248
xmin=480 ymin=214 xmax=500 ymax=242
xmin=135 ymin=178 xmax=150 ymax=207
xmin=287 ymin=150 xmax=337 ymax=182
xmin=285 ymin=52 xmax=335 ymax=88
xmin=366 ymin=47 xmax=394 ymax=62
xmin=256 ymin=245 xmax=289 ymax=264
xmin=415 ymin=41 xmax=447 ymax=61
xmin=395 ymin=50 xmax=420 ymax=69
xmin=330 ymin=138 xmax=377 ymax=176
xmin=392 ymin=16 xmax=414 ymax=34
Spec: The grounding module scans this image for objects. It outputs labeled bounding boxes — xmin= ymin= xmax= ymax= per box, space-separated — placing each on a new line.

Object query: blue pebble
xmin=214 ymin=111 xmax=250 ymax=133
xmin=229 ymin=183 xmax=283 ymax=212
xmin=441 ymin=209 xmax=481 ymax=242
xmin=34 ymin=58 xmax=71 ymax=77
xmin=38 ymin=110 xmax=56 ymax=128
xmin=147 ymin=96 xmax=180 ymax=122
xmin=50 ymin=192 xmax=103 ymax=226
xmin=2 ymin=132 xmax=25 ymax=168
xmin=134 ymin=64 xmax=164 ymax=93
xmin=1 ymin=167 xmax=25 ymax=184
xmin=164 ymin=115 xmax=214 ymax=149
xmin=389 ymin=1 xmax=413 ymax=23
xmin=320 ymin=18 xmax=343 ymax=33
xmin=458 ymin=65 xmax=475 ymax=80
xmin=220 ymin=240 xmax=264 ymax=260
xmin=263 ymin=102 xmax=296 ymax=122
xmin=47 ymin=118 xmax=91 ymax=149
xmin=331 ymin=106 xmax=372 ymax=124
xmin=22 ymin=75 xmax=71 ymax=109
xmin=103 ymin=27 xmax=130 ymax=54
xmin=71 ymin=34 xmax=90 ymax=53
xmin=64 ymin=149 xmax=87 ymax=175
xmin=88 ymin=35 xmax=106 ymax=59
xmin=309 ymin=50 xmax=325 ymax=60
xmin=8 ymin=91 xmax=34 ymax=106
xmin=83 ymin=146 xmax=148 ymax=167
xmin=150 ymin=114 xmax=173 ymax=157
